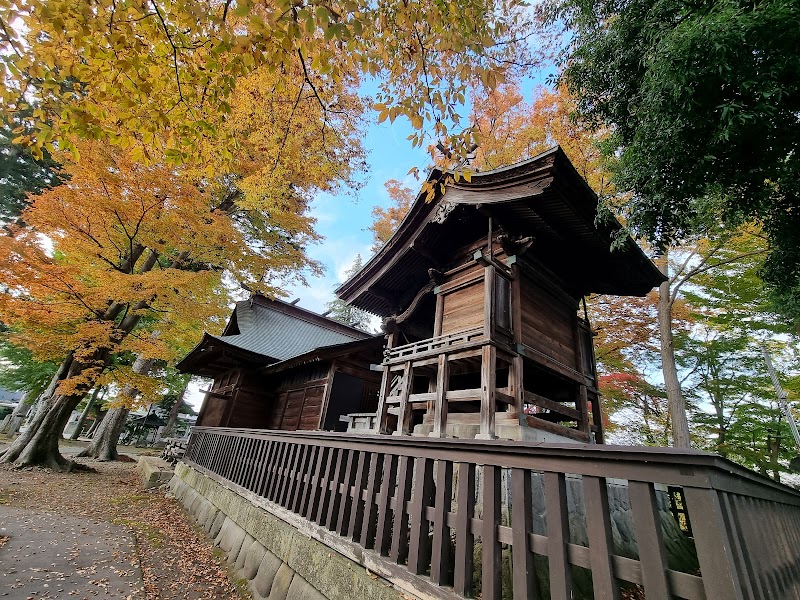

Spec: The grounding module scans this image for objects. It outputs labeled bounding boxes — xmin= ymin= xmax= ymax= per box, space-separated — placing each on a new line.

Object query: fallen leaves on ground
xmin=0 ymin=458 xmax=244 ymax=599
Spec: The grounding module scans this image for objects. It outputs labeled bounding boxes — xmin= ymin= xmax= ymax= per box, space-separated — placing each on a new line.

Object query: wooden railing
xmin=184 ymin=427 xmax=800 ymax=600
xmin=384 ymin=327 xmax=485 ymax=364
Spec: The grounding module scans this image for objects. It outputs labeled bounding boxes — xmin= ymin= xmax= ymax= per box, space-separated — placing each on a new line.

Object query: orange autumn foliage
xmin=470 ymin=84 xmax=613 ymax=196
xmin=0 ymin=141 xmax=319 ymax=395
xmin=370 ymin=179 xmax=416 ymax=252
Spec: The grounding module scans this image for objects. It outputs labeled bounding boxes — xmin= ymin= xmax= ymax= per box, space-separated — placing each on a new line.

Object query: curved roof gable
xmin=337 ymin=147 xmax=665 ymax=316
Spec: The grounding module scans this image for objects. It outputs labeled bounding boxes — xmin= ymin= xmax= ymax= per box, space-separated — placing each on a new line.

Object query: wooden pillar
xmin=510 ymin=355 xmax=525 ymax=424
xmin=575 ymin=315 xmax=599 ymax=436
xmin=477 ymin=344 xmax=497 ymax=439
xmin=484 ymin=264 xmax=496 ymax=338
xmin=431 ymin=353 xmax=449 ymax=437
xmin=394 ymin=361 xmax=413 ymax=435
xmin=510 ymin=262 xmax=525 ymax=425
xmin=374 ymin=332 xmax=396 ymax=434
xmin=574 ymin=317 xmax=591 ymax=437
xmin=433 ymin=288 xmax=444 ymax=337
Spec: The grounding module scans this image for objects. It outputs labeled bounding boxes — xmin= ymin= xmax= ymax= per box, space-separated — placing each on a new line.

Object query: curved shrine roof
xmin=176 ymin=295 xmax=374 ymax=377
xmin=336 ymin=147 xmax=665 ymax=316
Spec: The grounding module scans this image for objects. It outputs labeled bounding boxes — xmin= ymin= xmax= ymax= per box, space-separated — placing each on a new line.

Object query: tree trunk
xmin=1 ymin=355 xmax=73 ymax=437
xmin=161 ymin=379 xmax=190 ymax=438
xmin=69 ymin=386 xmax=103 ymax=440
xmin=0 ymin=379 xmax=82 ymax=468
xmin=0 ymin=250 xmax=160 ymax=470
xmin=769 ymin=435 xmax=781 ymax=482
xmin=657 ymin=255 xmax=692 ymax=448
xmin=85 ymin=412 xmax=103 ymax=438
xmin=76 ymin=356 xmax=155 ymax=460
xmin=76 ymin=407 xmax=130 ymax=461
xmin=0 ymin=391 xmax=29 ymax=436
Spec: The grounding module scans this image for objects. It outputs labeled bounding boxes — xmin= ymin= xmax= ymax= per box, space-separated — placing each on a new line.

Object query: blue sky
xmin=282 ymin=114 xmax=431 ymax=314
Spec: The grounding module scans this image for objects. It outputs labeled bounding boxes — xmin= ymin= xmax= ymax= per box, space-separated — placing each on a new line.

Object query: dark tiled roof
xmin=210 ymin=298 xmax=370 ymax=362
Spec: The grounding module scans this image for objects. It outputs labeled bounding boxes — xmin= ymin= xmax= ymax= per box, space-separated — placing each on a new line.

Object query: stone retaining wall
xmin=169 ymin=462 xmax=416 ymax=600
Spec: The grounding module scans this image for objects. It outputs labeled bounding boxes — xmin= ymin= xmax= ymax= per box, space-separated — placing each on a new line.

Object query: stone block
xmin=267 ymin=563 xmax=295 ymax=600
xmin=253 ymin=551 xmax=283 ymax=598
xmin=209 ymin=509 xmax=227 ymax=539
xmin=217 ymin=517 xmax=247 ymax=560
xmin=136 ymin=456 xmax=174 ymax=489
xmin=286 ymin=576 xmax=326 ymax=600
xmin=241 ymin=540 xmax=266 ymax=581
xmin=235 ymin=534 xmax=255 ymax=570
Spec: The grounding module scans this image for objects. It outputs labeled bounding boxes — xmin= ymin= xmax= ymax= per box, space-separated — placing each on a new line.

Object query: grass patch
xmin=109 ymin=494 xmax=150 ymax=506
xmin=112 ymin=517 xmax=166 ymax=549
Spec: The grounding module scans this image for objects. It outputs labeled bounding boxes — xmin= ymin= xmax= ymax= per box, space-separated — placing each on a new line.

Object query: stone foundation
xmin=169 ymin=463 xmax=418 ymax=600
xmin=136 ymin=456 xmax=174 ymax=489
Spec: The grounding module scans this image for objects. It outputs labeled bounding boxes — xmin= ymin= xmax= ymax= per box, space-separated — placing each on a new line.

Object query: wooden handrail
xmin=384 ymin=327 xmax=485 ymax=364
xmin=184 ymin=427 xmax=800 ymax=600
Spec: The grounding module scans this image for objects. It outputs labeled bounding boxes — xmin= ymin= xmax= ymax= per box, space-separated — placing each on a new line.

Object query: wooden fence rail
xmin=183 ymin=427 xmax=800 ymax=600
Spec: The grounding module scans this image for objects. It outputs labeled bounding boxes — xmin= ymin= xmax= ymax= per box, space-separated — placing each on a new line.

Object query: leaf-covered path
xmin=0 ymin=458 xmax=246 ymax=599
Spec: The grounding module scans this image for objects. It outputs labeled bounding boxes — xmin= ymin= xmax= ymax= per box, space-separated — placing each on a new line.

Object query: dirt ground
xmin=0 ymin=454 xmax=248 ymax=599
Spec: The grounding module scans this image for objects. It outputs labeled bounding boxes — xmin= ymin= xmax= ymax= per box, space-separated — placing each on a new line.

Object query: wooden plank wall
xmin=519 ymin=274 xmax=579 ymax=369
xmin=196 ymin=370 xmax=239 ymax=427
xmin=440 ymin=266 xmax=485 ymax=336
xmin=266 ymin=378 xmax=328 ymax=431
xmin=226 ymin=372 xmax=271 ymax=429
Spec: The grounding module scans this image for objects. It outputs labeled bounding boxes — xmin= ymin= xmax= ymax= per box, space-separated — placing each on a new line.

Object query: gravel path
xmin=0 ymin=452 xmax=245 ymax=599
xmin=0 ymin=506 xmax=143 ymax=599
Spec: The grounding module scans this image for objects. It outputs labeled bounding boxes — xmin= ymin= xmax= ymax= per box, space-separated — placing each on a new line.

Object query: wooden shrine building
xmin=180 ymin=147 xmax=663 ymax=444
xmin=336 ymin=147 xmax=664 ymax=443
xmin=177 ymin=295 xmax=383 ymax=432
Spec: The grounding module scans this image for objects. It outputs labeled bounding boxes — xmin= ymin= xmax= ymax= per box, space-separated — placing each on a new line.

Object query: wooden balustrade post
xmin=482 ymin=464 xmax=502 ymax=600
xmin=544 ymin=472 xmax=573 ymax=600
xmin=430 ymin=460 xmax=454 ymax=585
xmin=374 ymin=454 xmax=399 ymax=556
xmin=511 ymin=468 xmax=536 ymax=600
xmin=454 ymin=462 xmax=476 ymax=596
xmin=360 ymin=453 xmax=384 ymax=548
xmin=390 ymin=456 xmax=414 ymax=564
xmin=408 ymin=457 xmax=435 ymax=574
xmin=583 ymin=475 xmax=620 ymax=600
xmin=629 ymin=481 xmax=671 ymax=599
xmin=682 ymin=486 xmax=746 ymax=600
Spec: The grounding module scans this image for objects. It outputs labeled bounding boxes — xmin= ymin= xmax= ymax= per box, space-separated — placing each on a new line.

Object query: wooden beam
xmin=525 ymin=415 xmax=590 ymax=442
xmin=523 ymin=390 xmax=581 ymax=420
xmin=395 ymin=281 xmax=435 ymax=325
xmin=445 ymin=389 xmax=481 ymax=401
xmin=495 ymin=390 xmax=514 ymax=405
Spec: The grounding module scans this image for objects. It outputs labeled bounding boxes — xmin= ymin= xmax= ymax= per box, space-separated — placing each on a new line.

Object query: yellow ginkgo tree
xmin=0 ymin=0 xmax=533 ymax=168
